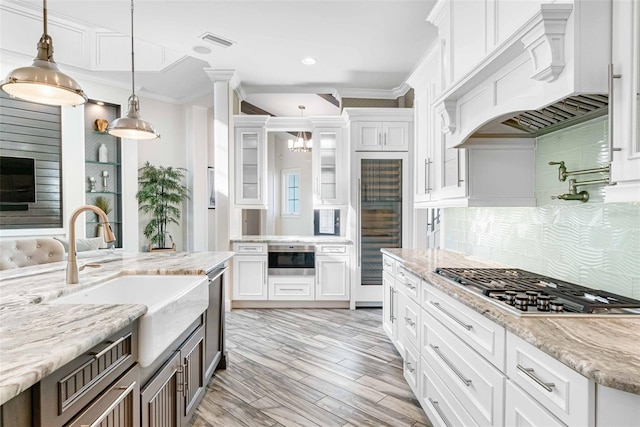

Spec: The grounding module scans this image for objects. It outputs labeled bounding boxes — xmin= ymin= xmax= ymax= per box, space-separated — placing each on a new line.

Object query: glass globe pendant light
xmin=107 ymin=0 xmax=159 ymax=140
xmin=0 ymin=0 xmax=87 ymax=106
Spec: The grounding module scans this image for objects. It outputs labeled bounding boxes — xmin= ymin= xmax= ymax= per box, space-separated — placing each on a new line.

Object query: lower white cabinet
xmin=232 ymin=243 xmax=267 ymax=301
xmin=382 ymin=271 xmax=396 ymax=340
xmin=403 ymin=340 xmax=420 ymax=396
xmin=268 ymin=276 xmax=314 ymax=300
xmin=506 ymin=332 xmax=594 ymax=427
xmin=505 ymin=381 xmax=566 ymax=427
xmin=422 ymin=308 xmax=505 ymax=427
xmin=315 ymin=247 xmax=350 ymax=300
xmin=421 ymin=356 xmax=479 ymax=427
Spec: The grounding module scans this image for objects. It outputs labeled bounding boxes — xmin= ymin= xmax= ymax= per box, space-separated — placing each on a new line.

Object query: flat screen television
xmin=0 ymin=156 xmax=36 ymax=203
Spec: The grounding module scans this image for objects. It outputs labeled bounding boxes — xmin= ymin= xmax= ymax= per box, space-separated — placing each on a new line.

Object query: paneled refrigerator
xmin=352 ymin=151 xmax=409 ymax=306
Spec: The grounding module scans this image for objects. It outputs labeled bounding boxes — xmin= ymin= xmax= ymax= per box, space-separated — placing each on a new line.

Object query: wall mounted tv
xmin=0 ymin=156 xmax=36 ymax=203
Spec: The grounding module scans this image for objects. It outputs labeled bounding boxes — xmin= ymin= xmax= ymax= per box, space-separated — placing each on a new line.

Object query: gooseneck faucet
xmin=66 ymin=205 xmax=116 ymax=284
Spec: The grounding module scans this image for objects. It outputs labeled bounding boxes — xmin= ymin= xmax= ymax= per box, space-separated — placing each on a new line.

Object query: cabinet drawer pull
xmin=91 ymin=334 xmax=128 ymax=360
xmin=398 ymin=270 xmax=406 ymax=278
xmin=517 ymin=364 xmax=555 ymax=392
xmin=430 ymin=301 xmax=473 ymax=330
xmin=81 ymin=380 xmax=136 ymax=427
xmin=430 ymin=344 xmax=472 ymax=387
xmin=405 ymin=360 xmax=416 ymax=373
xmin=406 ymin=282 xmax=416 ymax=290
xmin=429 ymin=398 xmax=453 ymax=427
xmin=404 ymin=316 xmax=415 ymax=327
xmin=384 ymin=261 xmax=392 ymax=267
xmin=282 ymin=288 xmax=304 ymax=291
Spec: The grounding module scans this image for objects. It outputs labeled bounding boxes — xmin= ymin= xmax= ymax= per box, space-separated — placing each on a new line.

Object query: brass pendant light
xmin=0 ymin=0 xmax=87 ymax=106
xmin=287 ymin=105 xmax=312 ymax=152
xmin=107 ymin=0 xmax=159 ymax=140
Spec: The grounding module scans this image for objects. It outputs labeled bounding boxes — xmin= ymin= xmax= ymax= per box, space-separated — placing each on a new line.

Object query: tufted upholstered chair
xmin=0 ymin=239 xmax=66 ymax=270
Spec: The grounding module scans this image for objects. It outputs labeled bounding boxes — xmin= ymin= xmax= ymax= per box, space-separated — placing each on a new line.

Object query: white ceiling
xmin=2 ymin=0 xmax=438 ymax=114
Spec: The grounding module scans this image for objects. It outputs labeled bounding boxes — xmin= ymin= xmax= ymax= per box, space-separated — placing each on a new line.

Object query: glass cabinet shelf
xmin=86 ymin=160 xmax=121 ymax=166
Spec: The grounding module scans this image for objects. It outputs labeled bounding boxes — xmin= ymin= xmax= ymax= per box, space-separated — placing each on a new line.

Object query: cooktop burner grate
xmin=434 ymin=267 xmax=640 ymax=314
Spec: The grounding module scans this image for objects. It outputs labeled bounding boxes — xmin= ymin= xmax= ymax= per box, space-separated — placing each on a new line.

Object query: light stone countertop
xmin=382 ymin=248 xmax=640 ymax=395
xmin=231 ymin=235 xmax=353 ymax=244
xmin=0 ymin=251 xmax=234 ymax=405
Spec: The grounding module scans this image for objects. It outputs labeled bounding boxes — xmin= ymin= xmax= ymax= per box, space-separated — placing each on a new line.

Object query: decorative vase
xmin=94 ymin=119 xmax=108 ymax=132
xmin=98 ymin=144 xmax=108 ymax=163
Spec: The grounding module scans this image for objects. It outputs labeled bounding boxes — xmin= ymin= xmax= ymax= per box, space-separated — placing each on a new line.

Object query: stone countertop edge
xmin=231 ymin=235 xmax=353 ymax=244
xmin=381 ymin=248 xmax=640 ymax=395
xmin=0 ymin=251 xmax=235 ymax=406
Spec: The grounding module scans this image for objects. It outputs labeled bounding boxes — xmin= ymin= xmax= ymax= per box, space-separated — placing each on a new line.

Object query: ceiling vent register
xmin=200 ymin=32 xmax=235 ymax=48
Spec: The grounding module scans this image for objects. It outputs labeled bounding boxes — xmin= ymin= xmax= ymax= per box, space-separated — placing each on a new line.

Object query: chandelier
xmin=288 ymin=105 xmax=312 ymax=152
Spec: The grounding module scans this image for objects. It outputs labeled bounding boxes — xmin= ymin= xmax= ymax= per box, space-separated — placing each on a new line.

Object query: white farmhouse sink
xmin=50 ymin=275 xmax=209 ymax=367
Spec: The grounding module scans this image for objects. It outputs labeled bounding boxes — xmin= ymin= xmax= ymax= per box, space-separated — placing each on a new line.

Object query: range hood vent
xmin=499 ymin=94 xmax=608 ymax=137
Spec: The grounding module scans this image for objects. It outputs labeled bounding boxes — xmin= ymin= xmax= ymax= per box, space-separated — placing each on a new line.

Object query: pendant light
xmin=287 ymin=105 xmax=312 ymax=152
xmin=0 ymin=0 xmax=87 ymax=106
xmin=107 ymin=0 xmax=159 ymax=140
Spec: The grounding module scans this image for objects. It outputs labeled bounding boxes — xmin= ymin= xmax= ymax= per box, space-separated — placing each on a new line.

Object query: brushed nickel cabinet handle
xmin=429 ymin=398 xmax=453 ymax=427
xmin=404 ymin=316 xmax=415 ymax=327
xmin=517 ymin=364 xmax=555 ymax=392
xmin=405 ymin=360 xmax=415 ymax=373
xmin=430 ymin=301 xmax=473 ymax=330
xmin=430 ymin=344 xmax=472 ymax=387
xmin=91 ymin=334 xmax=129 ymax=360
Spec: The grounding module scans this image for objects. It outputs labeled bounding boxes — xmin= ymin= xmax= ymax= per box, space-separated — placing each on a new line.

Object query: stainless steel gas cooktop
xmin=434 ymin=267 xmax=640 ymax=317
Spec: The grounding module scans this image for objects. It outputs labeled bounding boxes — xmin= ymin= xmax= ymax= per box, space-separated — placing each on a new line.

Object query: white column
xmin=205 ymin=70 xmax=243 ymax=254
xmin=185 ymin=105 xmax=209 ymax=251
xmin=61 ymin=106 xmax=86 ymax=239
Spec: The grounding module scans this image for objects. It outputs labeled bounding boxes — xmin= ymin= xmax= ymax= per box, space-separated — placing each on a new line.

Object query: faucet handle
xmin=548 ymin=161 xmax=564 ymax=166
xmin=549 ymin=161 xmax=567 ymax=181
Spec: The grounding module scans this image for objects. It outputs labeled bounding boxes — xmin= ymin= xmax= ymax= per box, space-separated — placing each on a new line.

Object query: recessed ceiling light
xmin=301 ymin=57 xmax=317 ymax=65
xmin=96 ymin=101 xmax=105 ymax=106
xmin=193 ymin=45 xmax=212 ymax=54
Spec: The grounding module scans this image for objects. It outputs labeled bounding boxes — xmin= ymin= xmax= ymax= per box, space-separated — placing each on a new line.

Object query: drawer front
xmin=317 ymin=244 xmax=347 ymax=254
xmin=403 ymin=341 xmax=420 ymax=396
xmin=397 ymin=266 xmax=420 ymax=302
xmin=423 ymin=309 xmax=505 ymax=427
xmin=233 ymin=243 xmax=267 ymax=254
xmin=382 ymin=255 xmax=396 ymax=276
xmin=35 ymin=324 xmax=137 ymax=427
xmin=506 ymin=332 xmax=593 ymax=426
xmin=399 ymin=292 xmax=420 ymax=351
xmin=423 ymin=282 xmax=505 ymax=370
xmin=268 ymin=277 xmax=315 ymax=300
xmin=505 ymin=381 xmax=567 ymax=427
xmin=421 ymin=356 xmax=479 ymax=427
xmin=67 ymin=365 xmax=140 ymax=427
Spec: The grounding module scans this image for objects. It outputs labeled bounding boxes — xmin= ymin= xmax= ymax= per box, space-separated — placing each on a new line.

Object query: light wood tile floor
xmin=190 ymin=308 xmax=432 ymax=427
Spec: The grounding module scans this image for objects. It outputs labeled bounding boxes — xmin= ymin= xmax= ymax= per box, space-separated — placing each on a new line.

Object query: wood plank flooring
xmin=190 ymin=308 xmax=432 ymax=427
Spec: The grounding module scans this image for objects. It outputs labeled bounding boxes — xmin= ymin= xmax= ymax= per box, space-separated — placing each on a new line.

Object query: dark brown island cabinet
xmin=0 ymin=264 xmax=228 ymax=427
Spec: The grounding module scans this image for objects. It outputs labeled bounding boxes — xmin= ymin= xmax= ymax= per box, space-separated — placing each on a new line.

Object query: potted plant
xmin=136 ymin=162 xmax=189 ymax=251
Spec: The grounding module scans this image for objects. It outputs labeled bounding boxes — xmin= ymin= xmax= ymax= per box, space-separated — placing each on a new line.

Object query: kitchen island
xmin=382 ymin=248 xmax=640 ymax=427
xmin=0 ymin=250 xmax=233 ymax=412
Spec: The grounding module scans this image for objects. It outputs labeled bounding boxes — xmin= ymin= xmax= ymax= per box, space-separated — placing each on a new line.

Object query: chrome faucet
xmin=66 ymin=205 xmax=116 ymax=284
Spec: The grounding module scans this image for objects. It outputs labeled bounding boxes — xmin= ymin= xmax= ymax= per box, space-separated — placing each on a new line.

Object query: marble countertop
xmin=231 ymin=235 xmax=353 ymax=244
xmin=381 ymin=248 xmax=640 ymax=395
xmin=0 ymin=251 xmax=234 ymax=405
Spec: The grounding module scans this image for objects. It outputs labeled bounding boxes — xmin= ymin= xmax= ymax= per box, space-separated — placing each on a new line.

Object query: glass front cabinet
xmin=234 ymin=118 xmax=268 ymax=208
xmin=312 ymin=127 xmax=346 ymax=206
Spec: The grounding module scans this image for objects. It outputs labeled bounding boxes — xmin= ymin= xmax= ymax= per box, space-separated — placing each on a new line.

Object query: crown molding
xmin=333 ymin=83 xmax=411 ymax=101
xmin=204 ymin=69 xmax=246 ymax=100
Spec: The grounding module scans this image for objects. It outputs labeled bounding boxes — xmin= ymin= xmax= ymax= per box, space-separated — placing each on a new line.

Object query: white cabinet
xmin=506 ymin=332 xmax=594 ymax=427
xmin=232 ymin=243 xmax=267 ymax=300
xmin=234 ymin=117 xmax=268 ymax=208
xmin=608 ymin=0 xmax=640 ymax=202
xmin=505 ymin=381 xmax=566 ymax=427
xmin=345 ymin=108 xmax=413 ymax=152
xmin=382 ymin=270 xmax=398 ymax=345
xmin=353 ymin=121 xmax=409 ymax=151
xmin=268 ymin=276 xmax=314 ymax=300
xmin=312 ymin=128 xmax=347 ymax=205
xmin=315 ymin=245 xmax=350 ymax=301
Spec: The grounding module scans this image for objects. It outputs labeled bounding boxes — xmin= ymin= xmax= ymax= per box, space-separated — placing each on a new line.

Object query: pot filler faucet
xmin=66 ymin=205 xmax=116 ymax=284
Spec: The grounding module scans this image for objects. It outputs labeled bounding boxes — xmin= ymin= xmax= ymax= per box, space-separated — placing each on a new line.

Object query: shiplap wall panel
xmin=0 ymin=92 xmax=63 ymax=229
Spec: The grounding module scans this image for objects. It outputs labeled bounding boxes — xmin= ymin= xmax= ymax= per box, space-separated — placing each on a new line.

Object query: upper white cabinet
xmin=311 ymin=127 xmax=347 ymax=206
xmin=409 ymin=42 xmax=535 ymax=208
xmin=608 ymin=0 xmax=640 ymax=202
xmin=234 ymin=116 xmax=268 ymax=208
xmin=346 ymin=109 xmax=413 ymax=152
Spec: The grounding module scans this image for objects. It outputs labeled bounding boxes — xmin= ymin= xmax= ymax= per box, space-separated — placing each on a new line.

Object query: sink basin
xmin=50 ymin=274 xmax=209 ymax=367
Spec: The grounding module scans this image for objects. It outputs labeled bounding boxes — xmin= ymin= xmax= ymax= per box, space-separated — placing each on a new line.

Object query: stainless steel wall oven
xmin=268 ymin=244 xmax=315 ymax=276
